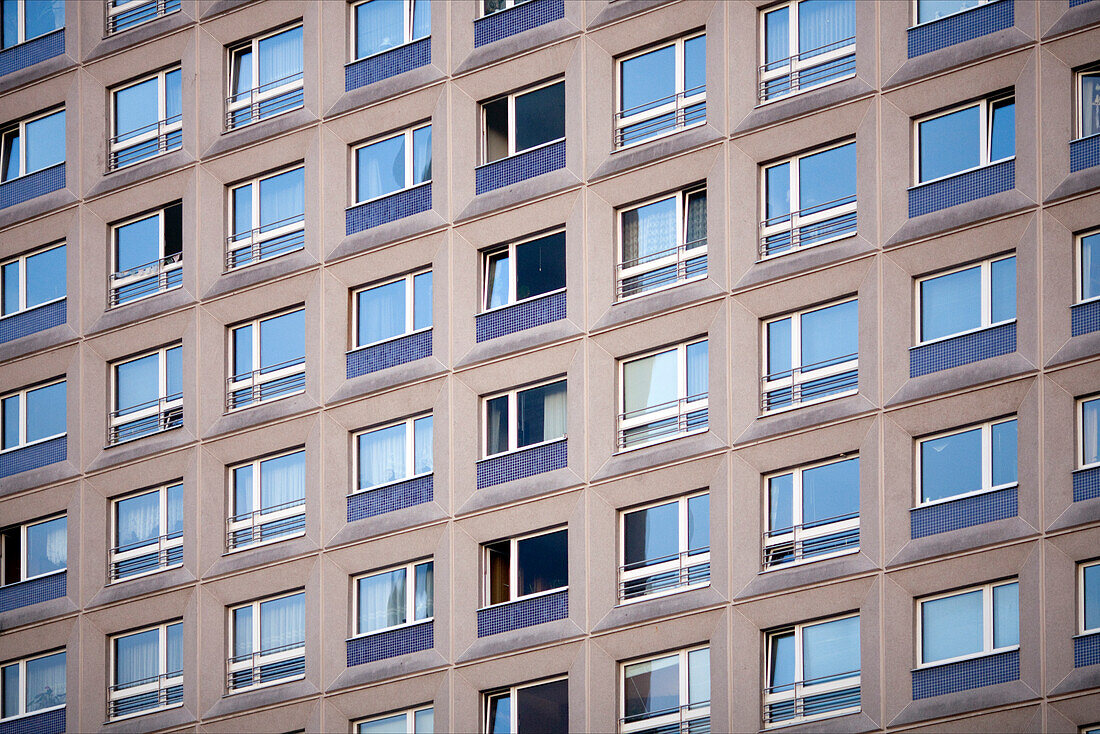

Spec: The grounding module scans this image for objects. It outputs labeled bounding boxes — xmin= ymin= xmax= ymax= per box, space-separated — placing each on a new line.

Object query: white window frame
xmin=914 ymin=255 xmax=1016 ymax=346
xmin=1077 ymin=65 xmax=1100 ymax=140
xmin=618 ymin=492 xmax=710 ymax=604
xmin=109 ymin=483 xmax=183 ymax=583
xmin=915 ymin=417 xmax=1017 ymax=507
xmin=355 ymin=706 xmax=434 ymax=734
xmin=481 ymin=377 xmax=567 ymax=458
xmin=916 ymin=580 xmax=1019 ymax=667
xmin=110 ymin=344 xmax=182 ymax=442
xmin=482 ymin=527 xmax=568 ymax=608
xmin=108 ymin=67 xmax=182 ymax=171
xmin=227 ymin=307 xmax=305 ymax=411
xmin=480 ymin=0 xmax=531 ymax=17
xmin=0 ymin=108 xmax=64 ymax=181
xmin=352 ymin=559 xmax=434 ymax=638
xmin=1078 ymin=228 xmax=1100 ymax=305
xmin=1080 ymin=395 xmax=1100 ymax=470
xmin=109 ymin=206 xmax=182 ymax=307
xmin=0 ymin=514 xmax=66 ymax=586
xmin=0 ymin=650 xmax=65 ymax=722
xmin=618 ymin=339 xmax=709 ymax=451
xmin=614 ymin=32 xmax=706 ymax=150
xmin=226 ymin=448 xmax=306 ymax=553
xmin=0 ymin=242 xmax=65 ymax=318
xmin=1080 ymin=560 xmax=1100 ymax=636
xmin=352 ymin=270 xmax=432 ymax=350
xmin=483 ymin=675 xmax=567 ymax=734
xmin=107 ymin=621 xmax=183 ymax=721
xmin=350 ymin=0 xmax=428 ymax=61
xmin=352 ymin=124 xmax=431 ymax=206
xmin=227 ymin=591 xmax=305 ymax=692
xmin=912 ymin=0 xmax=994 ymax=27
xmin=758 ymin=0 xmax=856 ymax=104
xmin=764 ymin=613 xmax=861 ymax=727
xmin=481 ymin=77 xmax=565 ymax=163
xmin=763 ymin=456 xmax=860 ymax=569
xmin=353 ymin=415 xmax=432 ymax=493
xmin=481 ymin=228 xmax=566 ymax=313
xmin=619 ymin=646 xmax=710 ymax=734
xmin=617 ymin=187 xmax=707 ymax=300
xmin=226 ymin=24 xmax=304 ymax=126
xmin=226 ymin=164 xmax=306 ymax=270
xmin=1 ymin=0 xmax=61 ymax=47
xmin=912 ymin=94 xmax=1015 ymax=186
xmin=0 ymin=379 xmax=66 ymax=453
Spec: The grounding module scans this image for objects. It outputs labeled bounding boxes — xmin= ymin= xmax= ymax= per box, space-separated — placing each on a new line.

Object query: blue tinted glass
xmin=514 ymin=82 xmax=564 ymax=152
xmin=485 ymin=252 xmax=509 ymax=309
xmin=991 ymin=257 xmax=1016 ymax=323
xmin=993 ymin=582 xmax=1019 ymax=649
xmin=1 ymin=394 xmax=19 ymax=449
xmin=1 ymin=260 xmax=18 ymax=314
xmin=233 ymin=184 xmax=253 ymax=238
xmin=799 ymin=142 xmax=855 ymax=212
xmin=414 ymin=415 xmax=433 ymax=475
xmin=919 ymin=105 xmax=979 ymax=182
xmin=259 ymin=451 xmax=304 ymax=509
xmin=412 ymin=0 xmax=430 ymax=39
xmin=798 ymin=0 xmax=855 ymax=56
xmin=623 ymin=501 xmax=677 ymax=567
xmin=688 ymin=648 xmax=709 ymax=706
xmin=257 ymin=26 xmax=302 ymax=88
xmin=764 ymin=7 xmax=789 ymax=65
xmin=23 ymin=0 xmax=63 ymax=40
xmin=922 ymin=589 xmax=983 ymax=663
xmin=488 ymin=694 xmax=511 ymax=734
xmin=24 ymin=244 xmax=64 ymax=308
xmin=1 ymin=663 xmax=17 ymax=718
xmin=769 ymin=473 xmax=794 ymax=531
xmin=1085 ymin=565 xmax=1100 ymax=632
xmin=991 ymin=419 xmax=1017 ymax=487
xmin=115 ymin=629 xmax=158 ymax=686
xmin=24 ymin=651 xmax=64 ymax=712
xmin=117 ymin=490 xmax=158 ymax=546
xmin=115 ymin=77 xmax=158 ymax=140
xmin=166 ymin=484 xmax=183 ymax=535
xmin=231 ymin=48 xmax=251 ymax=96
xmin=260 ymin=310 xmax=304 ymax=369
xmin=1083 ymin=233 xmax=1100 ymax=301
xmin=624 ymin=654 xmax=679 ymax=719
xmin=917 ymin=0 xmax=980 ymax=23
xmin=25 ymin=110 xmax=65 ymax=174
xmin=358 ymin=423 xmax=406 ymax=489
xmin=920 ymin=266 xmax=981 ymax=341
xmin=921 ymin=427 xmax=982 ymax=502
xmin=803 ymin=616 xmax=859 ymax=681
xmin=358 ymin=713 xmax=407 ymax=734
xmin=357 ymin=133 xmax=405 ymax=201
xmin=358 ymin=279 xmax=406 ymax=346
xmin=26 ymin=381 xmax=65 ymax=442
xmin=259 ymin=167 xmax=304 ymax=229
xmin=767 ymin=318 xmax=792 ymax=375
xmin=687 ymin=494 xmax=709 ymax=552
xmin=684 ymin=35 xmax=705 ymax=95
xmin=165 ymin=69 xmax=182 ymax=120
xmin=766 ymin=163 xmax=791 ymax=220
xmin=801 ymin=300 xmax=857 ymax=368
xmin=2 ymin=0 xmax=17 ymax=48
xmin=356 ymin=0 xmax=404 ymax=59
xmin=233 ymin=325 xmax=253 ymax=377
xmin=412 ymin=125 xmax=432 ymax=184
xmin=413 ymin=272 xmax=432 ymax=330
xmin=117 ymin=214 xmax=160 ymax=272
xmin=768 ymin=632 xmax=795 ymax=688
xmin=165 ymin=346 xmax=181 ymax=397
xmin=1 ymin=127 xmax=19 ymax=180
xmin=116 ymin=354 xmax=158 ymax=412
xmin=803 ymin=457 xmax=859 ymax=525
xmin=232 ymin=606 xmax=252 ymax=657
xmin=233 ymin=465 xmax=253 ymax=515
xmin=259 ymin=593 xmax=303 ymax=650
xmin=686 ymin=340 xmax=708 ymax=398
xmin=990 ymin=99 xmax=1015 ymax=162
xmin=166 ymin=623 xmax=182 ymax=673
xmin=25 ymin=516 xmax=65 ymax=577
xmin=621 ymin=44 xmax=675 ymax=115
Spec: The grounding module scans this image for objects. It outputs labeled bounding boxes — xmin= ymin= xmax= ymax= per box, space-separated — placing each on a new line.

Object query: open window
xmin=619 ymin=339 xmax=708 ymax=450
xmin=110 ymin=204 xmax=182 ymax=307
xmin=354 ymin=560 xmax=433 ymax=637
xmin=484 ymin=677 xmax=568 ymax=734
xmin=483 ymin=231 xmax=565 ymax=312
xmin=483 ymin=528 xmax=567 ymax=607
xmin=483 ymin=379 xmax=566 ymax=457
xmin=109 ymin=344 xmax=182 ymax=444
xmin=619 ymin=492 xmax=709 ymax=602
xmin=618 ymin=187 xmax=706 ymax=299
xmin=915 ymin=94 xmax=1014 ymax=184
xmin=0 ymin=514 xmax=66 ymax=587
xmin=482 ymin=80 xmax=564 ymax=164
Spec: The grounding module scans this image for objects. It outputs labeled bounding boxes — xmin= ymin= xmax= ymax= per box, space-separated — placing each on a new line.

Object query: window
xmin=619 ymin=339 xmax=708 ymax=450
xmin=481 ymin=0 xmax=529 ymax=15
xmin=226 ymin=25 xmax=303 ymax=129
xmin=228 ymin=591 xmax=305 ymax=691
xmin=1 ymin=108 xmax=64 ymax=182
xmin=352 ymin=0 xmax=429 ymax=60
xmin=621 ymin=647 xmax=709 ymax=734
xmin=1082 ymin=561 xmax=1100 ymax=636
xmin=227 ymin=166 xmax=305 ymax=269
xmin=765 ymin=615 xmax=860 ymax=726
xmin=615 ymin=33 xmax=705 ymax=148
xmin=110 ymin=483 xmax=183 ymax=582
xmin=107 ymin=0 xmax=182 ymax=35
xmin=1079 ymin=230 xmax=1100 ymax=304
xmin=765 ymin=456 xmax=859 ymax=568
xmin=107 ymin=621 xmax=182 ymax=720
xmin=1080 ymin=66 xmax=1100 ymax=141
xmin=915 ymin=94 xmax=1014 ymax=184
xmin=1 ymin=379 xmax=65 ymax=451
xmin=353 ymin=271 xmax=432 ymax=349
xmin=618 ymin=187 xmax=707 ymax=299
xmin=484 ymin=379 xmax=566 ymax=457
xmin=620 ymin=493 xmax=709 ymax=602
xmin=110 ymin=204 xmax=182 ymax=307
xmin=0 ymin=650 xmax=65 ymax=720
xmin=355 ymin=125 xmax=431 ymax=204
xmin=918 ymin=580 xmax=1019 ymax=666
xmin=917 ymin=255 xmax=1015 ymax=344
xmin=760 ymin=0 xmax=855 ymax=102
xmin=484 ymin=677 xmax=568 ymax=734
xmin=355 ymin=415 xmax=432 ymax=492
xmin=357 ymin=706 xmax=434 ymax=734
xmin=109 ymin=67 xmax=182 ymax=170
xmin=0 ymin=515 xmax=66 ymax=587
xmin=110 ymin=344 xmax=182 ymax=444
xmin=484 ymin=528 xmax=567 ymax=607
xmin=0 ymin=0 xmax=62 ymax=48
xmin=227 ymin=308 xmax=305 ymax=410
xmin=354 ymin=560 xmax=433 ymax=636
xmin=916 ymin=0 xmax=992 ymax=24
xmin=918 ymin=417 xmax=1017 ymax=505
xmin=228 ymin=449 xmax=305 ymax=551
xmin=1082 ymin=396 xmax=1099 ymax=470
xmin=763 ymin=299 xmax=858 ymax=412
xmin=482 ymin=79 xmax=564 ymax=164
xmin=1 ymin=243 xmax=65 ymax=318
xmin=761 ymin=141 xmax=856 ymax=258
xmin=483 ymin=231 xmax=565 ymax=311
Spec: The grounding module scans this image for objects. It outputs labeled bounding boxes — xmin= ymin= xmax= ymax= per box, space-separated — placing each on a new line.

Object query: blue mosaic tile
xmin=0 ymin=299 xmax=65 ymax=344
xmin=347 ymin=474 xmax=434 ymax=522
xmin=476 ymin=140 xmax=565 ymax=195
xmin=347 ymin=620 xmax=433 ymax=666
xmin=0 ymin=570 xmax=66 ymax=614
xmin=907 ymin=0 xmax=1012 ymax=58
xmin=908 ymin=159 xmax=1014 ymax=218
xmin=346 ymin=182 xmax=431 ymax=236
xmin=1075 ymin=632 xmax=1100 ymax=667
xmin=1070 ymin=0 xmax=1092 ymax=7
xmin=476 ymin=290 xmax=565 ymax=342
xmin=1072 ymin=300 xmax=1100 ymax=337
xmin=347 ymin=329 xmax=432 ymax=379
xmin=909 ymin=322 xmax=1015 ymax=378
xmin=0 ymin=707 xmax=64 ymax=734
xmin=0 ymin=29 xmax=64 ymax=78
xmin=474 ymin=0 xmax=565 ymax=48
xmin=1073 ymin=466 xmax=1100 ymax=502
xmin=346 ymin=37 xmax=430 ymax=92
xmin=911 ymin=486 xmax=1017 ymax=539
xmin=476 ymin=438 xmax=566 ymax=489
xmin=1070 ymin=135 xmax=1100 ymax=173
xmin=0 ymin=435 xmax=66 ymax=479
xmin=912 ymin=649 xmax=1019 ymax=699
xmin=477 ymin=589 xmax=567 ymax=637
xmin=0 ymin=163 xmax=65 ymax=211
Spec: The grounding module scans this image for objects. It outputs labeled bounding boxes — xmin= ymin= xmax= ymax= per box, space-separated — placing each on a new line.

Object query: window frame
xmin=350 ymin=0 xmax=429 ymax=62
xmin=614 ymin=32 xmax=706 ymax=150
xmin=763 ymin=455 xmax=860 ymax=569
xmin=764 ymin=613 xmax=861 ymax=726
xmin=108 ymin=66 xmax=182 ymax=170
xmin=480 ymin=0 xmax=531 ymax=17
xmin=618 ymin=492 xmax=710 ymax=604
xmin=914 ymin=254 xmax=1016 ymax=346
xmin=0 ymin=107 xmax=64 ymax=181
xmin=1077 ymin=228 xmax=1100 ymax=305
xmin=481 ymin=526 xmax=568 ymax=608
xmin=1080 ymin=560 xmax=1100 ymax=636
xmin=1 ymin=0 xmax=62 ymax=48
xmin=0 ymin=242 xmax=66 ymax=318
xmin=480 ymin=228 xmax=566 ymax=313
xmin=353 ymin=414 xmax=433 ymax=494
xmin=226 ymin=447 xmax=306 ymax=552
xmin=351 ymin=270 xmax=432 ymax=350
xmin=109 ymin=482 xmax=183 ymax=583
xmin=912 ymin=93 xmax=1015 ymax=186
xmin=483 ymin=675 xmax=568 ymax=734
xmin=1080 ymin=395 xmax=1100 ymax=470
xmin=915 ymin=417 xmax=1018 ymax=507
xmin=227 ymin=307 xmax=306 ymax=410
xmin=227 ymin=590 xmax=306 ymax=692
xmin=0 ymin=649 xmax=66 ymax=722
xmin=618 ymin=338 xmax=709 ymax=451
xmin=226 ymin=164 xmax=306 ymax=270
xmin=0 ymin=514 xmax=66 ymax=586
xmin=480 ymin=77 xmax=565 ymax=163
xmin=352 ymin=559 xmax=434 ymax=638
xmin=1077 ymin=65 xmax=1100 ymax=140
xmin=0 ymin=378 xmax=66 ymax=453
xmin=481 ymin=377 xmax=567 ymax=459
xmin=352 ymin=123 xmax=431 ymax=206
xmin=619 ymin=645 xmax=710 ymax=734
xmin=355 ymin=705 xmax=434 ymax=734
xmin=225 ymin=24 xmax=304 ymax=125
xmin=109 ymin=206 xmax=182 ymax=307
xmin=107 ymin=620 xmax=183 ymax=721
xmin=757 ymin=0 xmax=856 ymax=104
xmin=109 ymin=344 xmax=182 ymax=441
xmin=616 ymin=186 xmax=707 ymax=300
xmin=911 ymin=0 xmax=994 ymax=27
xmin=916 ymin=579 xmax=1019 ymax=667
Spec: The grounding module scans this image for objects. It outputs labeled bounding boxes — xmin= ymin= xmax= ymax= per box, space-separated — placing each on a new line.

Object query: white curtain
xmin=359 ymin=280 xmax=406 ymax=345
xmin=257 ymin=26 xmax=302 ymax=89
xmin=622 ymin=197 xmax=676 ymax=264
xmin=686 ymin=341 xmax=708 ymax=399
xmin=233 ymin=607 xmax=253 ymax=658
xmin=1084 ymin=74 xmax=1100 ymax=138
xmin=259 ymin=167 xmax=304 ymax=231
xmin=798 ymin=0 xmax=855 ymax=56
xmin=166 ymin=484 xmax=183 ymax=536
xmin=359 ymin=424 xmax=406 ymax=489
xmin=413 ymin=125 xmax=432 ymax=185
xmin=1083 ymin=400 xmax=1099 ymax=466
xmin=25 ymin=652 xmax=65 ymax=712
xmin=259 ymin=451 xmax=305 ymax=511
xmin=413 ymin=416 xmax=433 ymax=475
xmin=414 ymin=563 xmax=433 ymax=620
xmin=412 ymin=0 xmax=430 ymax=40
xmin=803 ymin=616 xmax=860 ymax=680
xmin=117 ymin=491 xmax=159 ymax=548
xmin=115 ymin=629 xmax=158 ymax=686
xmin=624 ymin=351 xmax=676 ymax=414
xmin=26 ymin=517 xmax=66 ymax=577
xmin=260 ymin=593 xmax=304 ymax=652
xmin=542 ymin=382 xmax=567 ymax=440
xmin=356 ymin=0 xmax=403 ymax=59
xmin=764 ymin=7 xmax=789 ymax=65
xmin=359 ymin=569 xmax=405 ymax=633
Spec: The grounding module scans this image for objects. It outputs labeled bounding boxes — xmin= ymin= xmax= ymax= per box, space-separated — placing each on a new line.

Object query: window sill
xmin=0 ymin=296 xmax=66 ymax=322
xmin=913 ymin=645 xmax=1019 ymax=672
xmin=911 ymin=319 xmax=1017 ymax=350
xmin=223 ymin=529 xmax=305 ymax=556
xmin=107 ymin=561 xmax=183 ymax=585
xmin=346 ymin=36 xmax=430 ymax=67
xmin=347 ymin=180 xmax=434 ymax=211
xmin=760 ymin=388 xmax=858 ymax=417
xmin=914 ymin=481 xmax=1018 ymax=510
xmin=351 ymin=471 xmax=433 ymax=496
xmin=0 ymin=704 xmax=66 ymax=725
xmin=348 ymin=327 xmax=432 ymax=354
xmin=908 ymin=157 xmax=1016 ymax=191
xmin=348 ymin=617 xmax=433 ymax=642
xmin=225 ymin=674 xmax=305 ymax=696
xmin=0 ymin=432 xmax=66 ymax=455
xmin=613 ymin=117 xmax=707 ymax=154
xmin=480 ymin=435 xmax=567 ymax=463
xmin=478 ymin=586 xmax=567 ymax=612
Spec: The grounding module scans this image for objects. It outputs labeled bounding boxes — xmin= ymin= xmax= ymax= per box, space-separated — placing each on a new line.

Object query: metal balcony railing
xmin=621 ymin=701 xmax=711 ymax=734
xmin=226 ymin=357 xmax=305 ymax=411
xmin=227 ymin=641 xmax=305 ymax=690
xmin=761 ymin=355 xmax=858 ymax=412
xmin=615 ymin=86 xmax=706 ymax=149
xmin=619 ymin=548 xmax=710 ymax=600
xmin=108 ymin=115 xmax=182 ymax=170
xmin=109 ymin=252 xmax=183 ymax=307
xmin=225 ymin=213 xmax=305 ymax=269
xmin=225 ymin=73 xmax=304 ymax=130
xmin=108 ymin=394 xmax=183 ymax=445
xmin=759 ymin=195 xmax=856 ymax=258
xmin=107 ymin=0 xmax=181 ymax=34
xmin=764 ymin=672 xmax=860 ymax=725
xmin=618 ymin=237 xmax=707 ymax=298
xmin=758 ymin=37 xmax=855 ymax=102
xmin=762 ymin=513 xmax=859 ymax=568
xmin=107 ymin=671 xmax=182 ymax=720
xmin=108 ymin=531 xmax=183 ymax=581
xmin=619 ymin=393 xmax=708 ymax=449
xmin=226 ymin=497 xmax=306 ymax=550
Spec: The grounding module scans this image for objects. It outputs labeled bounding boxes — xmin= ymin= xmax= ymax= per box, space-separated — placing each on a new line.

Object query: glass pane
xmin=486 ymin=394 xmax=508 ymax=455
xmin=116 ymin=490 xmax=159 ymax=548
xmin=116 ymin=354 xmax=158 ymax=413
xmin=516 ymin=529 xmax=567 ymax=596
xmin=413 ymin=125 xmax=432 ymax=184
xmin=623 ymin=349 xmax=677 ymax=414
xmin=921 ymin=589 xmax=983 ymax=663
xmin=992 ymin=582 xmax=1019 ymax=649
xmin=798 ymin=0 xmax=855 ymax=56
xmin=686 ymin=341 xmax=708 ymax=399
xmin=233 ymin=325 xmax=253 ymax=378
xmin=684 ymin=35 xmax=705 ymax=96
xmin=413 ymin=415 xmax=433 ymax=475
xmin=803 ymin=457 xmax=859 ymax=525
xmin=114 ymin=77 xmax=158 ymax=140
xmin=1 ymin=394 xmax=18 ymax=449
xmin=358 ymin=279 xmax=407 ymax=346
xmin=1 ymin=663 xmax=17 ymax=718
xmin=165 ymin=69 xmax=181 ymax=121
xmin=685 ymin=190 xmax=707 ymax=247
xmin=483 ymin=97 xmax=509 ymax=163
xmin=355 ymin=0 xmax=404 ymax=59
xmin=917 ymin=0 xmax=980 ymax=24
xmin=767 ymin=318 xmax=791 ymax=376
xmin=412 ymin=0 xmax=430 ymax=39
xmin=25 ymin=381 xmax=64 ymax=442
xmin=514 ymin=232 xmax=565 ymax=301
xmin=989 ymin=98 xmax=1015 ymax=163
xmin=259 ymin=451 xmax=305 ymax=510
xmin=24 ymin=245 xmax=64 ymax=308
xmin=801 ymin=300 xmax=858 ymax=368
xmin=517 ymin=678 xmax=568 ymax=733
xmin=1 ymin=260 xmax=18 ymax=314
xmin=258 ymin=167 xmax=305 ymax=230
xmin=688 ymin=648 xmax=709 ymax=706
xmin=921 ymin=427 xmax=982 ymax=502
xmin=166 ymin=483 xmax=183 ymax=536
xmin=919 ymin=105 xmax=980 ymax=182
xmin=358 ymin=568 xmax=406 ymax=633
xmin=259 ymin=310 xmax=305 ymax=370
xmin=358 ymin=423 xmax=407 ymax=489
xmin=768 ymin=473 xmax=794 ymax=532
xmin=1083 ymin=72 xmax=1100 ymax=138
xmin=358 ymin=713 xmax=407 ymax=734
xmin=687 ymin=494 xmax=709 ymax=553
xmin=516 ymin=380 xmax=566 ymax=447
xmin=231 ymin=48 xmax=252 ymax=97
xmin=414 ymin=707 xmax=433 ymax=734
xmin=767 ymin=632 xmax=795 ymax=689
xmin=415 ymin=562 xmax=433 ymax=620
xmin=487 ymin=693 xmax=511 ymax=734
xmin=920 ymin=266 xmax=981 ymax=341
xmin=1 ymin=128 xmax=19 ymax=181
xmin=233 ymin=465 xmax=253 ymax=516
xmin=991 ymin=257 xmax=1016 ymax=324
xmin=357 ymin=133 xmax=406 ymax=202
xmin=413 ymin=272 xmax=432 ymax=331
xmin=114 ymin=629 xmax=158 ymax=686
xmin=24 ymin=651 xmax=64 ymax=713
xmin=621 ymin=196 xmax=676 ymax=264
xmin=486 ymin=540 xmax=510 ymax=605
xmin=232 ymin=184 xmax=253 ymax=238
xmin=166 ymin=623 xmax=182 ymax=674
xmin=1084 ymin=565 xmax=1100 ymax=632
xmin=25 ymin=516 xmax=65 ymax=578
xmin=232 ymin=606 xmax=253 ymax=657
xmin=799 ymin=142 xmax=856 ymax=213
xmin=803 ymin=616 xmax=860 ymax=682
xmin=764 ymin=7 xmax=790 ymax=65
xmin=165 ymin=346 xmax=182 ymax=399
xmin=257 ymin=26 xmax=302 ymax=88
xmin=116 ymin=214 xmax=161 ymax=272
xmin=765 ymin=163 xmax=790 ymax=221
xmin=259 ymin=593 xmax=304 ymax=650
xmin=624 ymin=654 xmax=679 ymax=720
xmin=991 ymin=419 xmax=1017 ymax=487
xmin=514 ymin=81 xmax=565 ymax=153
xmin=1084 ymin=398 xmax=1100 ymax=467
xmin=623 ymin=501 xmax=678 ymax=568
xmin=621 ymin=45 xmax=675 ymax=116
xmin=485 ymin=251 xmax=510 ymax=309
xmin=1082 ymin=232 xmax=1100 ymax=301
xmin=23 ymin=0 xmax=63 ymax=40
xmin=24 ymin=110 xmax=65 ymax=174
xmin=2 ymin=0 xmax=17 ymax=48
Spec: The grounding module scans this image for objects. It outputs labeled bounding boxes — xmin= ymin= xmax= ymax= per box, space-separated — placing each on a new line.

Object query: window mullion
xmin=790 ymin=157 xmax=801 ymax=218
xmin=982 ymin=424 xmax=992 ymax=492
xmin=983 ymin=586 xmax=994 ymax=653
xmin=508 ymin=95 xmax=517 ymax=156
xmin=792 ymin=469 xmax=804 ymax=529
xmin=793 ymin=625 xmax=804 ymax=684
xmin=980 ymin=100 xmax=991 ymax=166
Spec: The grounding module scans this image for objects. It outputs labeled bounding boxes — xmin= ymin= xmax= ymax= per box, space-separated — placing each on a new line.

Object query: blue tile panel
xmin=0 ymin=29 xmax=64 ymax=77
xmin=1072 ymin=300 xmax=1100 ymax=337
xmin=910 ymin=486 xmax=1017 ymax=539
xmin=909 ymin=322 xmax=1016 ymax=378
xmin=1070 ymin=0 xmax=1092 ymax=7
xmin=476 ymin=140 xmax=566 ymax=195
xmin=912 ymin=649 xmax=1020 ymax=699
xmin=0 ymin=163 xmax=65 ymax=211
xmin=1075 ymin=632 xmax=1100 ymax=667
xmin=476 ymin=290 xmax=565 ymax=342
xmin=476 ymin=438 xmax=567 ymax=489
xmin=1070 ymin=135 xmax=1100 ymax=173
xmin=347 ymin=474 xmax=434 ymax=523
xmin=0 ymin=435 xmax=66 ymax=479
xmin=347 ymin=621 xmax=433 ymax=667
xmin=0 ymin=299 xmax=65 ymax=344
xmin=473 ymin=0 xmax=565 ymax=48
xmin=346 ymin=182 xmax=431 ymax=236
xmin=1073 ymin=466 xmax=1100 ymax=502
xmin=907 ymin=0 xmax=1013 ymax=57
xmin=477 ymin=589 xmax=568 ymax=637
xmin=908 ymin=159 xmax=1014 ymax=218
xmin=0 ymin=707 xmax=64 ymax=734
xmin=0 ymin=570 xmax=66 ymax=614
xmin=345 ymin=37 xmax=430 ymax=92
xmin=346 ymin=329 xmax=432 ymax=379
